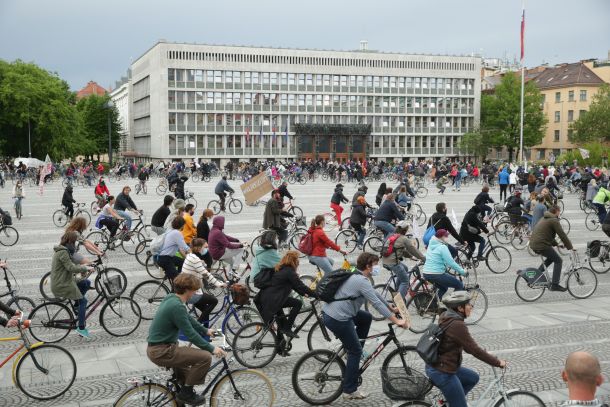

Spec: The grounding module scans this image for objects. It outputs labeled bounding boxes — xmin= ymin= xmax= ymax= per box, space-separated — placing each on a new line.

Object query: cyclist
xmin=65 ymin=217 xmax=104 ymax=264
xmin=98 ymin=195 xmax=123 ymax=238
xmin=529 ymin=204 xmax=573 ymax=292
xmin=350 ymin=196 xmax=369 ymax=249
xmin=505 ymin=190 xmax=530 ymax=228
xmin=322 ymin=252 xmax=408 ymax=400
xmin=196 ymin=208 xmax=214 ymax=242
xmin=151 ymin=195 xmax=175 ymax=235
xmin=277 ymin=181 xmax=293 ymax=202
xmin=158 ymin=216 xmax=191 ymax=281
xmin=182 ymin=204 xmax=197 ymax=245
xmin=94 ymin=177 xmax=110 ymax=212
xmin=330 ymin=183 xmax=349 ymax=225
xmin=163 ymin=199 xmax=186 ymax=230
xmin=51 ymin=231 xmax=95 ymax=338
xmin=592 ymin=185 xmax=610 ymax=223
xmin=473 ymin=185 xmax=494 ymax=220
xmin=427 ymin=202 xmax=465 ymax=256
xmin=425 ymin=291 xmax=506 ymax=407
xmin=114 ymin=186 xmax=140 ymax=231
xmin=174 ymin=175 xmax=189 ymax=200
xmin=208 ymin=215 xmax=244 ymax=272
xmin=373 ymin=193 xmax=405 ymax=239
xmin=136 ymin=168 xmax=148 ymax=194
xmin=263 ymin=189 xmax=291 ymax=244
xmin=12 ymin=179 xmax=24 ymax=220
xmin=375 ymin=182 xmax=387 ymax=206
xmin=62 ymin=184 xmax=76 ymax=219
xmin=351 ymin=185 xmax=368 ymax=206
xmin=422 ymin=229 xmax=467 ymax=299
xmin=147 ymin=273 xmax=225 ymax=406
xmin=214 ymin=176 xmax=234 ymax=212
xmin=250 ymin=230 xmax=281 ymax=282
xmin=307 ymin=214 xmax=347 ymax=275
xmin=381 ymin=220 xmax=426 ymax=299
xmin=561 ymin=351 xmax=604 ymax=407
xmin=460 ymin=206 xmax=489 ymax=261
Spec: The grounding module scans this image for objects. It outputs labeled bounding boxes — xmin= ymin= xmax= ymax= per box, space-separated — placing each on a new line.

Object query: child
xmin=436 ymin=176 xmax=447 ymax=194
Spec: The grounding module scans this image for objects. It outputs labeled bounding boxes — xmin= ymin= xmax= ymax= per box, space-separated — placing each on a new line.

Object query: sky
xmin=1 ymin=0 xmax=608 ymax=91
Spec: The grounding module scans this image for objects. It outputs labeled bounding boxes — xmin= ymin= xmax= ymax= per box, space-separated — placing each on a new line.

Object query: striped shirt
xmin=182 ymin=253 xmax=223 ymax=288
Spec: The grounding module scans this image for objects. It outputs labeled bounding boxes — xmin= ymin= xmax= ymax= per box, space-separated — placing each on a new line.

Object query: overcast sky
xmin=1 ymin=0 xmax=608 ymax=91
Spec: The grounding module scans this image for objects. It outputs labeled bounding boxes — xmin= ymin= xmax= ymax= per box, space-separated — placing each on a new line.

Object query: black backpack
xmin=316 ymin=269 xmax=360 ymax=303
xmin=416 ymin=319 xmax=455 ymax=365
xmin=253 ymin=267 xmax=275 ymax=290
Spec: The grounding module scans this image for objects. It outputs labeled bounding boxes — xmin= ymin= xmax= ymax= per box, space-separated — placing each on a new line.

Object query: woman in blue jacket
xmin=422 ymin=229 xmax=467 ymax=299
xmin=498 ymin=167 xmax=510 ymax=202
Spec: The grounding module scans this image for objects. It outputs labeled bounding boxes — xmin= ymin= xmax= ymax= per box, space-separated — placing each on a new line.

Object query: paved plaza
xmin=0 ymin=176 xmax=608 ymax=406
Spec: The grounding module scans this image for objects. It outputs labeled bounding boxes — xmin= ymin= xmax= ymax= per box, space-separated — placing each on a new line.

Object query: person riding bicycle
xmin=98 ymin=195 xmax=123 ymax=238
xmin=351 ymin=185 xmax=368 ymax=206
xmin=147 ymin=273 xmax=226 ymax=406
xmin=474 ymin=185 xmax=494 ymax=220
xmin=423 ymin=229 xmax=467 ymax=300
xmin=136 ymin=168 xmax=148 ymax=194
xmin=505 ymin=190 xmax=531 ymax=228
xmin=151 ymin=195 xmax=175 ymax=235
xmin=592 ymin=185 xmax=610 ymax=224
xmin=66 ymin=217 xmax=104 ymax=264
xmin=51 ymin=231 xmax=95 ymax=338
xmin=263 ymin=189 xmax=292 ymax=244
xmin=255 ymin=251 xmax=317 ymax=355
xmin=322 ymin=252 xmax=408 ymax=401
xmin=381 ymin=220 xmax=426 ymax=299
xmin=277 ymin=181 xmax=293 ymax=203
xmin=114 ymin=186 xmax=140 ymax=231
xmin=208 ymin=215 xmax=244 ymax=272
xmin=460 ymin=206 xmax=489 ymax=261
xmin=158 ymin=216 xmax=191 ymax=281
xmin=174 ymin=175 xmax=189 ymax=200
xmin=307 ymin=215 xmax=347 ymax=275
xmin=427 ymin=202 xmax=465 ymax=256
xmin=330 ymin=183 xmax=349 ymax=225
xmin=529 ymin=205 xmax=574 ymax=292
xmin=350 ymin=196 xmax=370 ymax=249
xmin=62 ymin=184 xmax=76 ymax=219
xmin=373 ymin=193 xmax=405 ymax=239
xmin=425 ymin=290 xmax=506 ymax=407
xmin=94 ymin=177 xmax=110 ymax=212
xmin=251 ymin=230 xmax=281 ymax=282
xmin=214 ymin=176 xmax=234 ymax=212
xmin=182 ymin=203 xmax=197 ymax=245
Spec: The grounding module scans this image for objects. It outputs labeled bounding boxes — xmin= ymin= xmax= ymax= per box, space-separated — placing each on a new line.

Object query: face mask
xmin=200 ymin=247 xmax=208 ymax=256
xmin=371 ymin=265 xmax=381 ymax=276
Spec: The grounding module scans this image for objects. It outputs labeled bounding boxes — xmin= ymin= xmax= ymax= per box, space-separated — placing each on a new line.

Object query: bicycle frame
xmin=359 ymin=324 xmax=402 ymax=373
xmin=0 ymin=327 xmax=46 ymax=385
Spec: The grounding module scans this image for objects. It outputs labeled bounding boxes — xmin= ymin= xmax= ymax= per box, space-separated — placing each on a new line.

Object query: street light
xmin=104 ymin=100 xmax=114 ymax=166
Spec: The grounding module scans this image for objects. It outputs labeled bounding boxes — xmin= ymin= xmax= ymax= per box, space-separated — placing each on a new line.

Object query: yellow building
xmin=530 ymin=60 xmax=609 ymax=161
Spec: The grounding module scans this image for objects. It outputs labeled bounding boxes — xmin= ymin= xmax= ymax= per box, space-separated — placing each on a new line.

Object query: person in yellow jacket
xmin=182 ymin=204 xmax=197 ymax=245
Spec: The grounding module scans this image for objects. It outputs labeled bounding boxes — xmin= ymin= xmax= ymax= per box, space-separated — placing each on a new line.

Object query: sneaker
xmin=549 ymin=283 xmax=567 ymax=292
xmin=176 ymin=386 xmax=206 ymax=406
xmin=279 ymin=327 xmax=299 ymax=339
xmin=342 ymin=390 xmax=369 ymax=400
xmin=75 ymin=328 xmax=91 ymax=338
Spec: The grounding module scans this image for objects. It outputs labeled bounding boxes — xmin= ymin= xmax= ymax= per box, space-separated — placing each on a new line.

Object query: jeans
xmin=116 ymin=210 xmax=132 ymax=229
xmin=391 ymin=263 xmax=410 ymax=298
xmin=157 ymin=255 xmax=183 ymax=280
xmin=454 ymin=178 xmax=461 ymax=189
xmin=374 ymin=220 xmax=395 ymax=239
xmin=594 ymin=203 xmax=606 ymax=223
xmin=466 ymin=235 xmax=486 ymax=258
xmin=76 ymin=279 xmax=91 ymax=330
xmin=352 ymin=223 xmax=366 ymax=247
xmin=308 ymin=256 xmax=334 ymax=275
xmin=535 ymin=247 xmax=562 ymax=285
xmin=322 ymin=310 xmax=372 ymax=394
xmin=423 ymin=272 xmax=464 ymax=300
xmin=522 ymin=214 xmax=533 ymax=229
xmin=425 ymin=365 xmax=479 ymax=407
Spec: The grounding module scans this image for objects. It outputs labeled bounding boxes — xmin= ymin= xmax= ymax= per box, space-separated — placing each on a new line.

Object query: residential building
xmin=127 ymin=41 xmax=481 ymax=163
xmin=109 ymin=75 xmax=131 ymax=156
xmin=76 ymin=81 xmax=107 ymax=100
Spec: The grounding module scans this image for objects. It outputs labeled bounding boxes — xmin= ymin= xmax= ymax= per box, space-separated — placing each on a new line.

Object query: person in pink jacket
xmin=207 ymin=216 xmax=244 ymax=271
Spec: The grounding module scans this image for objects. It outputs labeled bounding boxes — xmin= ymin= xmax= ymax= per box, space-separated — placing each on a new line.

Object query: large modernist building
xmin=127 ymin=41 xmax=481 ymax=162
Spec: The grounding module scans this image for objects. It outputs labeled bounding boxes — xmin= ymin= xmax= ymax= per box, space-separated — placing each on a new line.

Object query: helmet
xmin=260 ymin=230 xmax=278 ymax=250
xmin=441 ymin=290 xmax=471 ymax=308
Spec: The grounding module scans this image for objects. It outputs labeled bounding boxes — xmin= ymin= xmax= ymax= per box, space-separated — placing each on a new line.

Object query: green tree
xmin=458 ymin=130 xmax=489 ymax=162
xmin=0 ymin=60 xmax=86 ymax=159
xmin=569 ymin=84 xmax=610 ymax=143
xmin=76 ymin=94 xmax=122 ymax=161
xmin=481 ymin=72 xmax=547 ymax=163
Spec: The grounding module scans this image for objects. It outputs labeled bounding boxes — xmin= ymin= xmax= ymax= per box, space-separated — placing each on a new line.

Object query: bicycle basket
xmin=587 ymin=240 xmax=601 ymax=258
xmin=230 ymin=283 xmax=250 ymax=305
xmin=104 ymin=275 xmax=123 ymax=297
xmin=380 ymin=365 xmax=432 ymax=400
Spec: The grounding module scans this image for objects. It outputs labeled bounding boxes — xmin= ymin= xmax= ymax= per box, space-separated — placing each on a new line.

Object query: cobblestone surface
xmin=0 ymin=176 xmax=608 ymax=406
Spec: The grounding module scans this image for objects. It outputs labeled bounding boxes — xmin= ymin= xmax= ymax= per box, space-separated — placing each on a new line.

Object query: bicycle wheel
xmin=210 ymin=368 xmax=275 ymax=407
xmin=145 ymin=255 xmax=165 ymax=280
xmin=416 ymin=187 xmax=428 ymax=198
xmin=7 ymin=295 xmax=35 ymax=317
xmin=39 ymin=272 xmax=57 ymax=301
xmin=52 ymin=209 xmax=68 ymax=228
xmin=381 ymin=345 xmax=433 ymax=400
xmin=514 ymin=276 xmax=545 ymax=302
xmin=485 ymin=245 xmax=512 ymax=274
xmin=365 ymin=283 xmax=394 ymax=321
xmin=493 ymin=221 xmax=514 ymax=245
xmin=290 ymin=229 xmax=307 ymax=258
xmin=95 ymin=267 xmax=128 ymax=296
xmin=306 ymin=320 xmax=334 ymax=353
xmin=334 ymin=229 xmax=358 ymax=253
xmin=228 ymin=198 xmax=243 ymax=214
xmin=465 ymin=288 xmax=488 ymax=325
xmin=155 ymin=185 xmax=167 ymax=195
xmin=396 ymin=402 xmax=433 ymax=407
xmin=134 ymin=240 xmax=149 ymax=266
xmin=322 ymin=213 xmax=338 ymax=232
xmin=292 ymin=349 xmax=345 ymax=405
xmin=288 ymin=205 xmax=304 ymax=218
xmin=0 ymin=226 xmax=19 ymax=246
xmin=589 ymin=247 xmax=610 ymax=274
xmin=566 ymin=267 xmax=598 ymax=299
xmin=232 ymin=322 xmax=278 ymax=369
xmin=100 ymin=296 xmax=141 ymax=337
xmin=510 ymin=229 xmax=529 ymax=251
xmin=28 ymin=301 xmax=74 ymax=343
xmin=77 ymin=209 xmax=92 ymax=227
xmin=585 ymin=212 xmax=600 ymax=231
xmin=250 ymin=234 xmax=262 ymax=256
xmin=412 ymin=204 xmax=427 ymax=227
xmin=130 ymin=280 xmax=170 ymax=320
xmin=560 ymin=217 xmax=571 ymax=235
xmin=364 ymin=235 xmax=383 ymax=253
xmin=207 ymin=200 xmax=222 ymax=215
xmin=121 ymin=230 xmax=143 ymax=255
xmin=223 ymin=305 xmax=262 ymax=343
xmin=406 ymin=292 xmax=437 ymax=333
xmin=15 ymin=344 xmax=77 ymax=400
xmin=90 ymin=201 xmax=100 ymax=214
xmin=186 ymin=196 xmax=198 ymax=210
xmin=85 ymin=230 xmax=109 ymax=253
xmin=492 ymin=390 xmax=545 ymax=407
xmin=114 ymin=383 xmax=178 ymax=407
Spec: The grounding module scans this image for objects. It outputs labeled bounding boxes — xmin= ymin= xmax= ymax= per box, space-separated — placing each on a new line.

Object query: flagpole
xmin=519 ymin=1 xmax=525 ymax=167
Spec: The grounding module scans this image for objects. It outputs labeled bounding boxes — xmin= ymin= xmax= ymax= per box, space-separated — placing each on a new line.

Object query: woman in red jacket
xmin=94 ymin=177 xmax=110 ymax=212
xmin=307 ymin=214 xmax=347 ymax=275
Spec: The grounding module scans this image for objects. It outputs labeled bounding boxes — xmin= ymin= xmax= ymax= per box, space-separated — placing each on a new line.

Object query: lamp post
xmin=104 ymin=100 xmax=114 ymax=166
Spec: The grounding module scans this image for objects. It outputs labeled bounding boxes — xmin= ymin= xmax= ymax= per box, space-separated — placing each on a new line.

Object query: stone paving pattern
xmin=0 ymin=175 xmax=608 ymax=406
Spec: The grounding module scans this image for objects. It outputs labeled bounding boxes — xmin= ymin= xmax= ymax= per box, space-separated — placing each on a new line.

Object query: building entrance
xmin=294 ymin=124 xmax=370 ymax=161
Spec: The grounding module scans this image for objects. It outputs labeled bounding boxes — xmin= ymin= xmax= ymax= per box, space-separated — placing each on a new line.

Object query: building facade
xmin=128 ymin=41 xmax=481 ymax=162
xmin=76 ymin=81 xmax=107 ymax=100
xmin=109 ymin=78 xmax=131 ymax=155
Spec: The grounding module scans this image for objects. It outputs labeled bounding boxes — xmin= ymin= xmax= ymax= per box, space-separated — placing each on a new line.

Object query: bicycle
xmin=184 ymin=189 xmax=198 ymax=209
xmin=232 ymin=299 xmax=332 ymax=369
xmin=1 ymin=318 xmax=77 ymax=400
xmin=0 ymin=217 xmax=19 ymax=246
xmin=365 ymin=262 xmax=423 ymax=321
xmin=460 ymin=235 xmax=512 ymax=274
xmin=586 ymin=240 xmax=610 ymax=274
xmin=113 ymin=333 xmax=275 ymax=407
xmin=29 ymin=257 xmax=141 ymax=343
xmin=0 ymin=263 xmax=35 ymax=317
xmin=207 ymin=192 xmax=243 ymax=215
xmin=515 ymin=250 xmax=597 ymax=302
xmin=52 ymin=202 xmax=91 ymax=228
xmin=134 ymin=180 xmax=147 ymax=195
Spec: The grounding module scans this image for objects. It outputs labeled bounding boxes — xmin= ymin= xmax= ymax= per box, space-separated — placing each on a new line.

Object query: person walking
xmin=498 ymin=167 xmax=510 ymax=201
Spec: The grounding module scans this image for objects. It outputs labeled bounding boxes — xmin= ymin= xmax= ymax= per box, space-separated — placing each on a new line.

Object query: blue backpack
xmin=422 ymin=218 xmax=441 ymax=247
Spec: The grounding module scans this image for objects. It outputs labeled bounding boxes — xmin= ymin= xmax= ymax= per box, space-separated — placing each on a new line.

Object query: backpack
xmin=422 ymin=218 xmax=441 ymax=247
xmin=298 ymin=230 xmax=314 ymax=255
xmin=0 ymin=209 xmax=12 ymax=226
xmin=416 ymin=319 xmax=455 ymax=364
xmin=253 ymin=267 xmax=275 ymax=290
xmin=150 ymin=231 xmax=168 ymax=256
xmin=382 ymin=234 xmax=401 ymax=257
xmin=316 ymin=269 xmax=361 ymax=303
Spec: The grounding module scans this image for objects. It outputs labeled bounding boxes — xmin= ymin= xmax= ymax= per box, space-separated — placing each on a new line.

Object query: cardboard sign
xmin=393 ymin=292 xmax=411 ymax=328
xmin=240 ymin=172 xmax=274 ymax=205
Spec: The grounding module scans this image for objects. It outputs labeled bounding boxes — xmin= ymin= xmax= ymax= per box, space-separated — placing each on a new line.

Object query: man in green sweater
xmin=147 ymin=273 xmax=226 ymax=406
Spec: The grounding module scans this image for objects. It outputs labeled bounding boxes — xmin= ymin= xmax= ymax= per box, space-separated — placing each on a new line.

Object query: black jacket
xmin=62 ymin=189 xmax=75 ymax=207
xmin=374 ymin=200 xmax=405 ymax=223
xmin=151 ymin=205 xmax=170 ymax=227
xmin=254 ymin=265 xmax=316 ymax=323
xmin=460 ymin=208 xmax=489 ymax=241
xmin=350 ymin=203 xmax=368 ymax=226
xmin=331 ymin=188 xmax=348 ymax=205
xmin=474 ymin=192 xmax=494 ymax=206
xmin=114 ymin=193 xmax=137 ymax=211
xmin=428 ymin=211 xmax=464 ymax=244
xmin=278 ymin=184 xmax=293 ymax=200
xmin=196 ymin=218 xmax=210 ymax=241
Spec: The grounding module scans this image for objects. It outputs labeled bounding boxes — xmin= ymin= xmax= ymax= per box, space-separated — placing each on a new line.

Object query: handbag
xmin=416 ymin=319 xmax=455 ymax=364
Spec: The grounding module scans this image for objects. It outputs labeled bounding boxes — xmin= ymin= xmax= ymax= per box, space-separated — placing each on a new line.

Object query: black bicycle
xmin=0 ymin=262 xmax=35 ymax=316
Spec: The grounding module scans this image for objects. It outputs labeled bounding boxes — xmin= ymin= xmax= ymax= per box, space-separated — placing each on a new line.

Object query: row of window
xmin=553 ymin=110 xmax=587 ymax=123
xmin=167 ymin=69 xmax=475 ymax=90
xmin=168 ymin=91 xmax=474 ymax=109
xmin=168 ymin=113 xmax=472 ymax=129
xmin=553 ymin=129 xmax=574 ymax=142
xmin=544 ymin=89 xmax=588 ymax=103
xmin=166 ymin=51 xmax=476 ymax=72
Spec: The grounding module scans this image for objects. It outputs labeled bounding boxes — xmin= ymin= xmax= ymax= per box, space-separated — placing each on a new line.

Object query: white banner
xmin=579 ymin=148 xmax=590 ymax=159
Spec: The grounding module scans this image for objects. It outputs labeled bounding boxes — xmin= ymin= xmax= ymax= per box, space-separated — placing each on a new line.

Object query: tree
xmin=76 ymin=94 xmax=122 ymax=161
xmin=458 ymin=130 xmax=489 ymax=162
xmin=569 ymin=84 xmax=610 ymax=144
xmin=481 ymin=72 xmax=547 ymax=163
xmin=0 ymin=60 xmax=96 ymax=159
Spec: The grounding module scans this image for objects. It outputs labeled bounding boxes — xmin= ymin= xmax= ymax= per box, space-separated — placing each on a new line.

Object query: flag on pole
xmin=579 ymin=148 xmax=590 ymax=159
xmin=520 ymin=8 xmax=525 ymax=61
xmin=38 ymin=154 xmax=53 ymax=195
